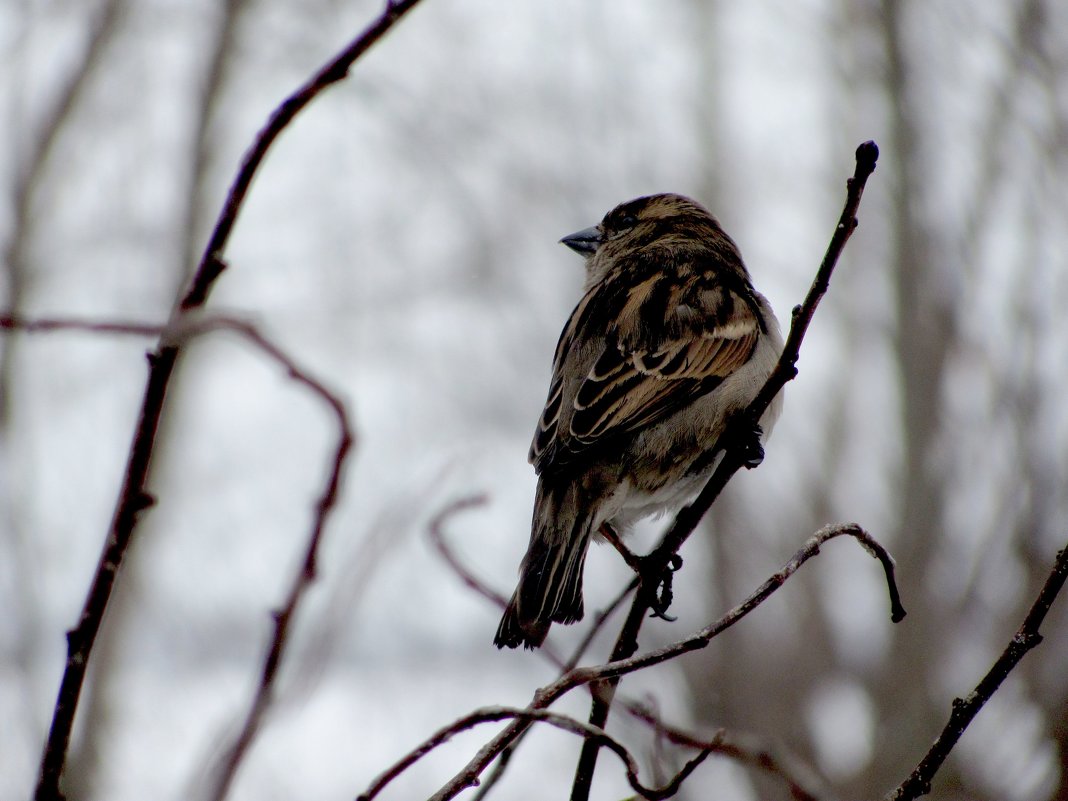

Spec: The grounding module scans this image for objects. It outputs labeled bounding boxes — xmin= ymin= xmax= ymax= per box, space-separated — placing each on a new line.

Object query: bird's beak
xmin=560 ymin=225 xmax=602 ymax=256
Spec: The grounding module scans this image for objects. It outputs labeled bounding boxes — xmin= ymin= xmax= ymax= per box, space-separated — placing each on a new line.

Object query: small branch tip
xmin=855 ymin=140 xmax=879 ymax=173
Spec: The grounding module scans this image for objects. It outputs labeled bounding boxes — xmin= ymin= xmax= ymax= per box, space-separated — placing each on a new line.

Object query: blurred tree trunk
xmin=680 ymin=1 xmax=1068 ymax=798
xmin=851 ymin=0 xmax=961 ymax=796
xmin=1012 ymin=2 xmax=1068 ymax=797
xmin=0 ymin=0 xmax=127 ymax=790
xmin=680 ymin=2 xmax=834 ymax=799
xmin=0 ymin=0 xmax=126 ymax=420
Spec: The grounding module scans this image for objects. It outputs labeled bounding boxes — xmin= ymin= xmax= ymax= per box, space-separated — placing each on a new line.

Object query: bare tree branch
xmin=622 ymin=702 xmax=824 ymax=801
xmin=191 ymin=321 xmax=354 ymax=801
xmin=357 ymin=706 xmax=711 ymax=801
xmin=426 ymin=521 xmax=898 ymax=800
xmin=427 ymin=494 xmax=638 ymax=669
xmin=428 ymin=495 xmax=505 ymax=608
xmin=2 ymin=312 xmax=357 ymax=800
xmin=175 ymin=0 xmax=248 ymax=294
xmin=27 ymin=3 xmax=426 ymax=798
xmin=0 ymin=316 xmax=163 ymax=337
xmin=473 ymin=581 xmax=638 ymax=801
xmin=885 ymin=541 xmax=1068 ymax=801
xmin=582 ymin=525 xmax=901 ymax=685
xmin=426 ymin=495 xmax=638 ymax=799
xmin=571 ymin=139 xmax=882 ymax=801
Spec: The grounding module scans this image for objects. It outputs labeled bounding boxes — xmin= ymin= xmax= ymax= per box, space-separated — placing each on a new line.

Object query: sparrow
xmin=493 ymin=193 xmax=783 ymax=650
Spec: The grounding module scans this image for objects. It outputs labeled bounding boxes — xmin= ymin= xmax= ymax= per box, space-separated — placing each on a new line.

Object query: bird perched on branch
xmin=494 ymin=193 xmax=783 ymax=650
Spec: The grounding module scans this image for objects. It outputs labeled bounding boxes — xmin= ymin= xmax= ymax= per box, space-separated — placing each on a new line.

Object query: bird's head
xmin=560 ymin=194 xmax=740 ymax=288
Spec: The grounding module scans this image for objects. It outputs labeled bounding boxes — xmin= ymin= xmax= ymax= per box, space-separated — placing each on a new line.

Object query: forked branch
xmin=358 ymin=706 xmax=711 ymax=801
xmin=372 ymin=522 xmax=901 ymax=800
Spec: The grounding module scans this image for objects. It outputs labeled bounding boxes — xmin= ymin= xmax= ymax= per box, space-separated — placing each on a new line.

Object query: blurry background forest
xmin=2 ymin=1 xmax=1068 ymax=799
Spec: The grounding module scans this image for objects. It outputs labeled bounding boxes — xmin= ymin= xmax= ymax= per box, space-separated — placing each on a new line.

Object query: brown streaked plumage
xmin=494 ymin=194 xmax=783 ymax=650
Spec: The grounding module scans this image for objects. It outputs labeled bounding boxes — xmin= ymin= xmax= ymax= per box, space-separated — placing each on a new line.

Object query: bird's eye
xmin=606 ymin=214 xmax=638 ymax=239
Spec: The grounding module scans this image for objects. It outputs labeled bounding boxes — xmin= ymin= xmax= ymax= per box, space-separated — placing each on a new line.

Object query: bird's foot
xmin=731 ymin=417 xmax=765 ymax=469
xmin=642 ymin=554 xmax=683 ymax=621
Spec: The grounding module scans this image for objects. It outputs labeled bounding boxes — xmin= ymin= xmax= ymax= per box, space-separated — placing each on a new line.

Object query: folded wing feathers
xmin=532 ymin=268 xmax=761 ymax=468
xmin=574 ymin=300 xmax=755 ymax=429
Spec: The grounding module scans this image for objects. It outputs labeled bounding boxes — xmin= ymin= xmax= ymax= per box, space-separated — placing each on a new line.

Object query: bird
xmin=493 ymin=193 xmax=784 ymax=650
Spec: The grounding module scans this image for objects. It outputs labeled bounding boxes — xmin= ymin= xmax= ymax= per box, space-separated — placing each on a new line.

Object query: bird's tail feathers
xmin=494 ymin=494 xmax=595 ymax=650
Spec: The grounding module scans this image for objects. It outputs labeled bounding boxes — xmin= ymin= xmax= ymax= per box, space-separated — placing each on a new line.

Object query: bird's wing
xmin=530 ymin=262 xmax=761 ymax=472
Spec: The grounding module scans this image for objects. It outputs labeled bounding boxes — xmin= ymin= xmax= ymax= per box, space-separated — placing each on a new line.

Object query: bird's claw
xmin=737 ymin=419 xmax=765 ymax=468
xmin=646 ymin=554 xmax=683 ymax=621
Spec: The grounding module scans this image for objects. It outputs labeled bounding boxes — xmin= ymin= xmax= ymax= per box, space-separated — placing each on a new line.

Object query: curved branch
xmin=425 ymin=494 xmax=637 ymax=799
xmin=428 ymin=495 xmax=504 ymax=608
xmin=358 ymin=706 xmax=710 ymax=801
xmin=0 ymin=312 xmax=357 ymax=800
xmin=427 ymin=522 xmax=897 ymax=800
xmin=622 ymin=703 xmax=824 ymax=801
xmin=192 ymin=321 xmax=355 ymax=801
xmin=576 ymin=525 xmax=900 ymax=685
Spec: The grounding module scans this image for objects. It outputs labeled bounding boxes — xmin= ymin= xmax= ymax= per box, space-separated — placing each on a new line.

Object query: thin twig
xmin=471 ymin=580 xmax=637 ymax=801
xmin=425 ymin=495 xmax=638 ymax=665
xmin=884 ymin=541 xmax=1068 ymax=801
xmin=622 ymin=702 xmax=824 ymax=801
xmin=197 ymin=321 xmax=354 ymax=801
xmin=29 ymin=3 xmax=426 ymax=798
xmin=428 ymin=495 xmax=505 ymax=608
xmin=3 ymin=312 xmax=357 ymax=795
xmin=424 ymin=497 xmax=832 ymax=801
xmin=578 ymin=525 xmax=902 ymax=685
xmin=426 ymin=522 xmax=899 ymax=800
xmin=357 ymin=706 xmax=711 ymax=801
xmin=563 ymin=578 xmax=640 ymax=672
xmin=5 ymin=313 xmax=356 ymax=800
xmin=181 ymin=0 xmax=426 ymax=311
xmin=0 ymin=315 xmax=164 ymax=337
xmin=571 ymin=139 xmax=882 ymax=801
xmin=176 ymin=0 xmax=247 ymax=289
xmin=424 ymin=497 xmax=637 ymax=799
